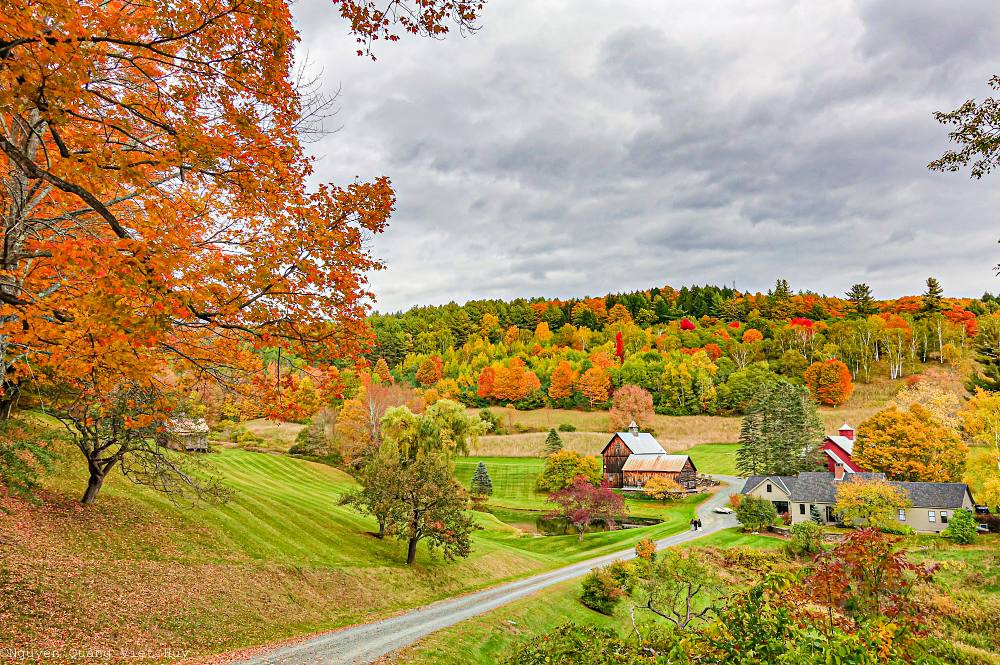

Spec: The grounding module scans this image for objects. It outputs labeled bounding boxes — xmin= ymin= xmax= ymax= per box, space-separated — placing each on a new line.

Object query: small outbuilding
xmin=159 ymin=417 xmax=210 ymax=452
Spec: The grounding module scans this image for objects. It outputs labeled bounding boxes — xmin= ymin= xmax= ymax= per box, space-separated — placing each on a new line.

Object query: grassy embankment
xmin=2 ymin=430 xmax=705 ymax=663
xmin=390 ymin=530 xmax=1000 ymax=665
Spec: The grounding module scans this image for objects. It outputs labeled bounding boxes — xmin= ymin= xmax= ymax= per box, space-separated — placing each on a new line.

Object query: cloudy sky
xmin=293 ymin=0 xmax=1000 ymax=312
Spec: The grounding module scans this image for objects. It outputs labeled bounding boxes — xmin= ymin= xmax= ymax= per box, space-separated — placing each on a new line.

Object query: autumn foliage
xmin=855 ymin=404 xmax=968 ymax=482
xmin=547 ymin=361 xmax=577 ymax=401
xmin=608 ymin=384 xmax=654 ymax=430
xmin=803 ymin=359 xmax=854 ymax=406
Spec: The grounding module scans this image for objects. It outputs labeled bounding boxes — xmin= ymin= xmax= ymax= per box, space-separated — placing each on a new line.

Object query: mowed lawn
xmin=2 ymin=448 xmax=566 ymax=662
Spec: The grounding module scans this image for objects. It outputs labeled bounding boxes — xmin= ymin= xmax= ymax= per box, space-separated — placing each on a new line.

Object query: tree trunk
xmin=81 ymin=458 xmax=114 ymax=504
xmin=406 ymin=536 xmax=419 ymax=564
xmin=81 ymin=468 xmax=105 ymax=504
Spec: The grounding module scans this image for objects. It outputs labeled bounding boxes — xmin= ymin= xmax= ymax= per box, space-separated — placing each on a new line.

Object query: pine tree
xmin=809 ymin=505 xmax=823 ymax=524
xmin=736 ymin=411 xmax=765 ymax=477
xmin=736 ymin=382 xmax=824 ymax=477
xmin=845 ymin=283 xmax=876 ymax=318
xmin=544 ymin=428 xmax=563 ymax=454
xmin=921 ymin=277 xmax=944 ymax=316
xmin=470 ymin=461 xmax=493 ymax=498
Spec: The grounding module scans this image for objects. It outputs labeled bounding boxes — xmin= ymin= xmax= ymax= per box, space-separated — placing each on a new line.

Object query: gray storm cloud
xmin=293 ymin=0 xmax=1000 ymax=312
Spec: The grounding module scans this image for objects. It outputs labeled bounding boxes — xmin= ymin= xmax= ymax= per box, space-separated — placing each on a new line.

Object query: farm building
xmin=621 ymin=454 xmax=697 ymax=491
xmin=820 ymin=423 xmax=865 ymax=472
xmin=740 ymin=465 xmax=976 ymax=533
xmin=159 ymin=417 xmax=210 ymax=452
xmin=601 ymin=422 xmax=697 ymax=490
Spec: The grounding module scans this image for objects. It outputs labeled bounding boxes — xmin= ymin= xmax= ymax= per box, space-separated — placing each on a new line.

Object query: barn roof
xmin=825 ymin=434 xmax=855 ymax=455
xmin=622 ymin=454 xmax=692 ymax=473
xmin=605 ymin=431 xmax=666 ymax=455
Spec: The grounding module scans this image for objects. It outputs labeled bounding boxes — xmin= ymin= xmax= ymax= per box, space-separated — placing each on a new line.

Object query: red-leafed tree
xmin=477 ymin=366 xmax=496 ymax=399
xmin=546 ymin=476 xmax=626 ymax=541
xmin=680 ymin=318 xmax=696 ymax=331
xmin=803 ymin=359 xmax=854 ymax=406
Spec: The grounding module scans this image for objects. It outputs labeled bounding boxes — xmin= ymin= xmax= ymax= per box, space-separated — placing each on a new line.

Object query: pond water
xmin=485 ymin=506 xmax=662 ymax=536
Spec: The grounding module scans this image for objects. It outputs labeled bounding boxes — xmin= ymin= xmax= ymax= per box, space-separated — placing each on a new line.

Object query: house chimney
xmin=628 ymin=421 xmax=639 ymax=437
xmin=834 ymin=462 xmax=845 ymax=481
xmin=838 ymin=423 xmax=855 ymax=441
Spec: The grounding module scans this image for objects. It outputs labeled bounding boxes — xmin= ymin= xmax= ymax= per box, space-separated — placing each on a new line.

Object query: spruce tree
xmin=921 ymin=277 xmax=944 ymax=315
xmin=544 ymin=428 xmax=563 ymax=454
xmin=470 ymin=461 xmax=493 ymax=498
xmin=736 ymin=382 xmax=824 ymax=477
xmin=845 ymin=283 xmax=876 ymax=318
xmin=736 ymin=412 xmax=764 ymax=476
xmin=809 ymin=505 xmax=823 ymax=524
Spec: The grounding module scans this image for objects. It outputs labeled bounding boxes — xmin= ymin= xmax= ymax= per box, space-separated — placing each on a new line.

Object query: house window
xmin=898 ymin=509 xmax=906 ymax=522
xmin=928 ymin=511 xmax=936 ymax=523
xmin=799 ymin=503 xmax=806 ymax=515
xmin=941 ymin=511 xmax=948 ymax=524
xmin=766 ymin=483 xmax=772 ymax=493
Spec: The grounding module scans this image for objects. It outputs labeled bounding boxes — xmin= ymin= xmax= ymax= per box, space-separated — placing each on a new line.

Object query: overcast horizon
xmin=293 ymin=0 xmax=1000 ymax=313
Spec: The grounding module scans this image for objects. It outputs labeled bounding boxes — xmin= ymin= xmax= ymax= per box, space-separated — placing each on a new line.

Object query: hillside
xmin=0 ymin=435 xmax=704 ymax=663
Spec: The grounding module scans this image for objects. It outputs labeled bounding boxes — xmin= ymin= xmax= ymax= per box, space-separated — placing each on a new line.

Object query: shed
xmin=160 ymin=417 xmax=210 ymax=452
xmin=621 ymin=454 xmax=697 ymax=491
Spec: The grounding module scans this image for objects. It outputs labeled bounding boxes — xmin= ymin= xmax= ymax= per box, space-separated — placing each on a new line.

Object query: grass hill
xmin=1 ymin=434 xmax=704 ymax=663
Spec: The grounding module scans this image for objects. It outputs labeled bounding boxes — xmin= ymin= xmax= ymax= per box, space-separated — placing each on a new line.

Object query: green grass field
xmin=684 ymin=442 xmax=739 ymax=475
xmin=684 ymin=527 xmax=786 ymax=550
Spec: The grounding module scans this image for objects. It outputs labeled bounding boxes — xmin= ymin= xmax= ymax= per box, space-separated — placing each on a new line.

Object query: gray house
xmin=741 ymin=465 xmax=975 ymax=533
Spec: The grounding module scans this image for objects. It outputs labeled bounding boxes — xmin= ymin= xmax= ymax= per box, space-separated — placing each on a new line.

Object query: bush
xmin=635 ymin=537 xmax=657 ymax=560
xmin=942 ymin=509 xmax=978 ymax=544
xmin=580 ymin=569 xmax=626 ymax=615
xmin=231 ymin=426 xmax=264 ymax=448
xmin=605 ymin=560 xmax=638 ymax=595
xmin=536 ymin=450 xmax=602 ymax=492
xmin=288 ymin=421 xmax=330 ymax=457
xmin=736 ymin=495 xmax=778 ymax=532
xmin=786 ymin=521 xmax=823 ymax=557
xmin=478 ymin=408 xmax=505 ymax=435
xmin=557 ymin=422 xmax=577 ymax=432
xmin=880 ymin=523 xmax=915 ymax=536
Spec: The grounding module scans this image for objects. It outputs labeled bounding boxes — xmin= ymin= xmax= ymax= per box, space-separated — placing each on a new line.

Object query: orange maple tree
xmin=489 ymin=358 xmax=540 ymax=402
xmin=547 ymin=361 xmax=577 ymax=401
xmin=803 ymin=359 xmax=854 ymax=406
xmin=0 ymin=0 xmax=484 ymax=502
xmin=578 ymin=366 xmax=611 ymax=406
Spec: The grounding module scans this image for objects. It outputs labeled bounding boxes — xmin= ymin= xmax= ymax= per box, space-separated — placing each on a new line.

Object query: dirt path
xmin=233 ymin=476 xmax=741 ymax=665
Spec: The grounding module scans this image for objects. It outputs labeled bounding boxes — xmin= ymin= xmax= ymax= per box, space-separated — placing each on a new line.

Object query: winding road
xmin=235 ymin=475 xmax=740 ymax=665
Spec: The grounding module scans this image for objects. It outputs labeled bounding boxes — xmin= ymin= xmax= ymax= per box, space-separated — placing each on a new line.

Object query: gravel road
xmin=234 ymin=475 xmax=740 ymax=665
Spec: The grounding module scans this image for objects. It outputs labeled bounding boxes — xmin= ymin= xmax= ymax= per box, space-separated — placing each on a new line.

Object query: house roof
xmin=824 ymin=448 xmax=854 ymax=467
xmin=605 ymin=431 xmax=666 ymax=455
xmin=741 ymin=475 xmax=796 ymax=496
xmin=622 ymin=454 xmax=692 ymax=473
xmin=893 ymin=482 xmax=973 ymax=508
xmin=741 ymin=471 xmax=974 ymax=509
xmin=838 ymin=423 xmax=854 ymax=431
xmin=825 ymin=435 xmax=855 ymax=455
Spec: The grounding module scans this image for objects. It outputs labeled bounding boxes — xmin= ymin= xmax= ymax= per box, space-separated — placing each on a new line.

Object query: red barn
xmin=820 ymin=423 xmax=865 ymax=473
xmin=600 ymin=421 xmax=667 ymax=488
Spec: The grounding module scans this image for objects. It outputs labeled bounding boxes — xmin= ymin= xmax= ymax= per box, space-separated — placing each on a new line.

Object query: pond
xmin=484 ymin=506 xmax=663 ymax=536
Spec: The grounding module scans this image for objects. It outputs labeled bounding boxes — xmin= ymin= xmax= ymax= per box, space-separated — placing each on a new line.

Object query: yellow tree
xmin=960 ymin=388 xmax=1000 ymax=471
xmin=577 ymin=366 xmax=611 ymax=406
xmin=855 ymin=404 xmax=967 ymax=482
xmin=374 ymin=358 xmax=393 ymax=383
xmin=835 ymin=478 xmax=911 ymax=529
